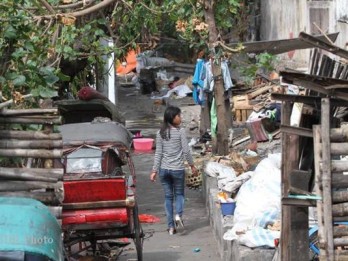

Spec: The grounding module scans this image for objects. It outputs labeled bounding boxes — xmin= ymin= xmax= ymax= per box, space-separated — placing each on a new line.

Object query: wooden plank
xmin=226 ymin=32 xmax=339 ymax=55
xmin=271 ymin=93 xmax=348 ymax=107
xmin=282 ymin=197 xmax=316 ymax=207
xmin=281 ymin=100 xmax=292 ymax=261
xmin=280 ymin=124 xmax=313 ymax=138
xmin=280 ymin=72 xmax=348 ymax=101
xmin=299 ymin=31 xmax=348 ymax=60
xmin=313 ymin=125 xmax=326 ymax=256
xmin=247 ymin=85 xmax=273 ymax=100
xmin=235 ymin=109 xmax=242 ymax=122
xmin=281 ymin=101 xmax=308 ymax=261
xmin=241 ymin=109 xmax=247 ymax=122
xmin=321 ymin=98 xmax=334 ymax=260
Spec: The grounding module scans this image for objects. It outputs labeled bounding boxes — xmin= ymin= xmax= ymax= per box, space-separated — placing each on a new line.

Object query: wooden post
xmin=321 ymin=98 xmax=334 ymax=260
xmin=280 ymin=101 xmax=308 ymax=261
xmin=212 ymin=59 xmax=229 ymax=155
xmin=313 ymin=125 xmax=326 ymax=258
xmin=281 ymin=101 xmax=292 ymax=261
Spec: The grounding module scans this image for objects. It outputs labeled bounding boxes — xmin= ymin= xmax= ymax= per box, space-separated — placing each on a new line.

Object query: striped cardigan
xmin=152 ymin=127 xmax=194 ymax=172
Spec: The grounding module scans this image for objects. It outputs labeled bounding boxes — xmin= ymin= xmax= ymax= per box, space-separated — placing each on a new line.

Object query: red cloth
xmin=78 ymin=86 xmax=109 ymax=101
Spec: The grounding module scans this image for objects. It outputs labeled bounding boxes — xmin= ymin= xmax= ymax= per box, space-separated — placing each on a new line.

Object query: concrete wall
xmin=335 ymin=0 xmax=348 ymax=49
xmin=260 ymin=0 xmax=348 ymax=69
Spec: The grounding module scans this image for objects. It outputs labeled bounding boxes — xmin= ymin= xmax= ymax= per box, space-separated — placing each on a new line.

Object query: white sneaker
xmin=175 ymin=214 xmax=184 ymax=228
xmin=168 ymin=227 xmax=176 ymax=235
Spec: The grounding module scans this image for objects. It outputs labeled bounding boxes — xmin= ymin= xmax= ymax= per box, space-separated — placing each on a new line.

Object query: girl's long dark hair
xmin=160 ymin=106 xmax=181 ymax=140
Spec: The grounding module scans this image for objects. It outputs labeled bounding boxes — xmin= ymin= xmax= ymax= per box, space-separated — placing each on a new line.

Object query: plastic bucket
xmin=133 ymin=138 xmax=154 ymax=151
xmin=221 ymin=202 xmax=236 ymax=216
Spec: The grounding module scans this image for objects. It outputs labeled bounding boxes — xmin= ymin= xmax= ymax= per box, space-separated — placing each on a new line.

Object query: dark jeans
xmin=159 ymin=168 xmax=185 ymax=228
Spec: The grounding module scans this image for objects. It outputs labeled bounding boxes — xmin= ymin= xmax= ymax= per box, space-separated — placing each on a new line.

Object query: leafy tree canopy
xmin=0 ymin=0 xmax=245 ymax=104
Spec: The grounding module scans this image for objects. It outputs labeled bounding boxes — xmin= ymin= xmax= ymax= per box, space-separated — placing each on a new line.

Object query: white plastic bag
xmin=205 ymin=161 xmax=236 ymax=190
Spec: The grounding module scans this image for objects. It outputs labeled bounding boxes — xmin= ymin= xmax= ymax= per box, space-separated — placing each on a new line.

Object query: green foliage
xmin=0 ymin=0 xmax=249 ymax=103
xmin=238 ymin=52 xmax=279 ymax=84
xmin=0 ymin=0 xmax=116 ymax=102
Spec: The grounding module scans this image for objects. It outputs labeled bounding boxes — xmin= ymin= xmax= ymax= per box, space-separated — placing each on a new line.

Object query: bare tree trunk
xmin=204 ymin=0 xmax=230 ymax=155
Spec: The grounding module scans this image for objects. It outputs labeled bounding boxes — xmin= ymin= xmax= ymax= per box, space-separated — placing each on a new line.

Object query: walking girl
xmin=150 ymin=106 xmax=199 ymax=235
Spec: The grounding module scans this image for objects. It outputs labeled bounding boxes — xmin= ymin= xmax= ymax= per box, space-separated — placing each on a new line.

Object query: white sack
xmin=205 ymin=161 xmax=237 ymax=190
xmin=223 ymin=153 xmax=281 ymax=248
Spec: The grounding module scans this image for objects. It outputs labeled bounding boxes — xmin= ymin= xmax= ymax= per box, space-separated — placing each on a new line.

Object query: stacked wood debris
xmin=271 ymin=32 xmax=348 ymax=261
xmin=0 ymin=94 xmax=63 ymax=219
xmin=231 ymin=72 xmax=283 ymax=122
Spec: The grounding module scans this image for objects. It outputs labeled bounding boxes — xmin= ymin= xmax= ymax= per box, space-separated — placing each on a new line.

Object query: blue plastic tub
xmin=221 ymin=202 xmax=236 ymax=216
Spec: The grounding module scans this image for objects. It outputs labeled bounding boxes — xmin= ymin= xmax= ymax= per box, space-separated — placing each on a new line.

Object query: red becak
xmin=77 ymin=86 xmax=109 ymax=101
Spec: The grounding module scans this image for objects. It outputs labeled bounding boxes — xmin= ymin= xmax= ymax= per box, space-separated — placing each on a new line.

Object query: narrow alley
xmin=115 ymin=84 xmax=221 ymax=261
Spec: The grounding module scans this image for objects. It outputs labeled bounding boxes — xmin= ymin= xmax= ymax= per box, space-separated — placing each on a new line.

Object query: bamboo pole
xmin=333 ymin=191 xmax=348 ymax=203
xmin=313 ymin=125 xmax=326 ymax=257
xmin=0 ymin=181 xmax=63 ymax=192
xmin=0 ymin=94 xmax=32 ymax=110
xmin=63 ymin=198 xmax=134 ymax=210
xmin=330 ymin=127 xmax=348 ymax=142
xmin=0 ymin=191 xmax=62 ymax=204
xmin=0 ymin=108 xmax=58 ymax=116
xmin=334 ymin=238 xmax=348 ymax=247
xmin=333 ymin=225 xmax=348 ymax=237
xmin=333 ymin=202 xmax=348 ymax=217
xmin=0 ymin=130 xmax=62 ymax=140
xmin=0 ymin=140 xmax=63 ymax=149
xmin=0 ymin=149 xmax=62 ymax=158
xmin=0 ymin=167 xmax=63 ymax=180
xmin=332 ymin=174 xmax=348 ymax=189
xmin=331 ymin=143 xmax=348 ymax=155
xmin=321 ymin=98 xmax=334 ymax=260
xmin=329 ymin=160 xmax=348 ymax=172
xmin=0 ymin=116 xmax=62 ymax=125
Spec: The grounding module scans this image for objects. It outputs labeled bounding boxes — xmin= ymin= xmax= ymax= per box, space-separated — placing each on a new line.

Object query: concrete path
xmin=116 ymin=85 xmax=221 ymax=261
xmin=116 ymin=152 xmax=220 ymax=261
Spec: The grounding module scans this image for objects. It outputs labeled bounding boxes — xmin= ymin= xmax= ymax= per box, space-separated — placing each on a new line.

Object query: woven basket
xmin=185 ymin=170 xmax=202 ymax=188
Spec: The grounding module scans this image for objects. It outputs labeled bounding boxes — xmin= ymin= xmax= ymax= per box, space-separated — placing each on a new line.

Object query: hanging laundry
xmin=210 ymin=97 xmax=217 ymax=138
xmin=192 ymin=59 xmax=206 ymax=105
xmin=203 ymin=59 xmax=233 ymax=93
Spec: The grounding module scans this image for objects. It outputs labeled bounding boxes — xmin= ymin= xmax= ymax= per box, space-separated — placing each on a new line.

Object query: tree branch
xmin=36 ymin=0 xmax=117 ymax=19
xmin=215 ymin=41 xmax=245 ymax=53
xmin=37 ymin=0 xmax=55 ymax=14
